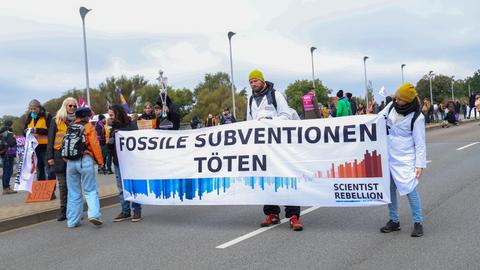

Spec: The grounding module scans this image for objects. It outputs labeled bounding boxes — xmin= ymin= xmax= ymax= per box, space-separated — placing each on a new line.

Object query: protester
xmin=190 ymin=115 xmax=201 ymax=129
xmin=152 ymin=105 xmax=162 ymax=128
xmin=454 ymin=101 xmax=461 ymax=121
xmin=104 ymin=118 xmax=114 ymax=174
xmin=204 ymin=114 xmax=217 ymax=127
xmin=246 ymin=69 xmax=303 ymax=231
xmin=24 ymin=99 xmax=53 ymax=181
xmin=378 ymin=83 xmax=426 ymax=237
xmin=462 ymin=101 xmax=468 ymax=120
xmin=220 ymin=107 xmax=237 ymax=124
xmin=346 ymin=93 xmax=357 ymax=115
xmin=442 ymin=101 xmax=459 ymax=128
xmin=439 ymin=101 xmax=446 ymax=121
xmin=322 ymin=103 xmax=329 ymax=118
xmin=139 ymin=102 xmax=156 ymax=120
xmin=65 ymin=107 xmax=104 ymax=228
xmin=95 ymin=114 xmax=109 ymax=174
xmin=335 ymin=90 xmax=351 ymax=117
xmin=108 ymin=105 xmax=143 ymax=222
xmin=378 ymin=100 xmax=386 ymax=112
xmin=301 ymin=87 xmax=321 ymax=119
xmin=1 ymin=120 xmax=17 ymax=195
xmin=468 ymin=92 xmax=477 ymax=119
xmin=357 ymin=103 xmax=366 ymax=115
xmin=46 ymin=97 xmax=77 ymax=220
xmin=422 ymin=98 xmax=430 ymax=123
xmin=156 ymin=93 xmax=181 ymax=130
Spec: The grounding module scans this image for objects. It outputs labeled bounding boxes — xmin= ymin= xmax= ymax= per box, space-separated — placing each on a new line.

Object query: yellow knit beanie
xmin=395 ymin=83 xmax=417 ymax=103
xmin=248 ymin=69 xmax=265 ymax=82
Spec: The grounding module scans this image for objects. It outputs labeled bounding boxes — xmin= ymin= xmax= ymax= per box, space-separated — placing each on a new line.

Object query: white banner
xmin=116 ymin=115 xmax=390 ymax=206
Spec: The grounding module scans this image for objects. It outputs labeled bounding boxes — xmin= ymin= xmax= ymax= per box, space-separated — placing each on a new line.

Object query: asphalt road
xmin=1 ymin=121 xmax=480 ymax=270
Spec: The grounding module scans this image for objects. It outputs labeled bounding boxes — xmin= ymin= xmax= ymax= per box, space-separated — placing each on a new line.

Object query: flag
xmin=78 ymin=97 xmax=95 ymax=117
xmin=115 ymin=87 xmax=131 ymax=113
xmin=378 ymin=86 xmax=388 ymax=97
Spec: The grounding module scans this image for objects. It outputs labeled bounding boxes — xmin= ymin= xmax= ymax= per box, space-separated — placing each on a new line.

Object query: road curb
xmin=0 ymin=194 xmax=118 ymax=233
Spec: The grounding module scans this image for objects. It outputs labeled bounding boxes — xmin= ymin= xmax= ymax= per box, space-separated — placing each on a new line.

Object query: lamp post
xmin=363 ymin=56 xmax=369 ymax=106
xmin=310 ymin=47 xmax=317 ymax=88
xmin=227 ymin=31 xmax=236 ymax=118
xmin=80 ymin=7 xmax=92 ymax=107
xmin=451 ymin=76 xmax=455 ymax=101
xmin=428 ymin=71 xmax=434 ymax=106
xmin=468 ymin=81 xmax=471 ymax=97
xmin=401 ymin=64 xmax=406 ymax=84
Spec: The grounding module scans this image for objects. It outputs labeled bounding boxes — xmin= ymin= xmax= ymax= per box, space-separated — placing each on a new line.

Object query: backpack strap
xmin=411 ymin=110 xmax=421 ymax=132
xmin=249 ymin=95 xmax=253 ymax=118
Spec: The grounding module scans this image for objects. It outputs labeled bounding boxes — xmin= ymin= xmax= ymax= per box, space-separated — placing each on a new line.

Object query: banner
xmin=14 ymin=129 xmax=38 ymax=192
xmin=116 ymin=115 xmax=390 ymax=206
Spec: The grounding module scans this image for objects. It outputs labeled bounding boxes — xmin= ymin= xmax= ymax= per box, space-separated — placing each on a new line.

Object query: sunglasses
xmin=68 ymin=105 xmax=77 ymax=108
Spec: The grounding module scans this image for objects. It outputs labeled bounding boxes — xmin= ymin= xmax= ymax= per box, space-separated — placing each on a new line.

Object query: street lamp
xmin=451 ymin=76 xmax=455 ymax=101
xmin=310 ymin=47 xmax=317 ymax=88
xmin=227 ymin=31 xmax=236 ymax=118
xmin=363 ymin=56 xmax=369 ymax=106
xmin=428 ymin=70 xmax=434 ymax=106
xmin=401 ymin=64 xmax=406 ymax=84
xmin=80 ymin=7 xmax=92 ymax=107
xmin=468 ymin=81 xmax=471 ymax=97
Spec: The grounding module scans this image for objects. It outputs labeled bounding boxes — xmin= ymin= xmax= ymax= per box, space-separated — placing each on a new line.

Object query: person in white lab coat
xmin=246 ymin=69 xmax=303 ymax=231
xmin=378 ymin=83 xmax=426 ymax=237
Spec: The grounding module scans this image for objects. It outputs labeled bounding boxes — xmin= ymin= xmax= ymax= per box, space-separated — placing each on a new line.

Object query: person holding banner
xmin=246 ymin=69 xmax=303 ymax=231
xmin=108 ymin=105 xmax=143 ymax=222
xmin=378 ymin=83 xmax=426 ymax=237
xmin=155 ymin=93 xmax=181 ymax=130
xmin=47 ymin=97 xmax=78 ymax=221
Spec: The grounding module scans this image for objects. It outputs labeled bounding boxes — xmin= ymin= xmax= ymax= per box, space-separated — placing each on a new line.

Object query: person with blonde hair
xmin=47 ymin=97 xmax=78 ymax=221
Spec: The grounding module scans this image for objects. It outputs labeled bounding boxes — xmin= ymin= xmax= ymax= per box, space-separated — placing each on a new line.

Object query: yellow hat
xmin=395 ymin=83 xmax=417 ymax=103
xmin=248 ymin=69 xmax=265 ymax=82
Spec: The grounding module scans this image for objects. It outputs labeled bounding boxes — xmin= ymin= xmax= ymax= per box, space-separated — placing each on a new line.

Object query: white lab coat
xmin=247 ymin=90 xmax=293 ymax=120
xmin=379 ymin=102 xmax=427 ymax=196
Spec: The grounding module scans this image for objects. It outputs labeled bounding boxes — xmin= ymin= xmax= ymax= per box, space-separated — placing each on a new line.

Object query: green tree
xmin=193 ymin=72 xmax=231 ymax=99
xmin=284 ymin=79 xmax=330 ymax=114
xmin=415 ymin=74 xmax=466 ymax=103
xmin=98 ymin=75 xmax=148 ymax=111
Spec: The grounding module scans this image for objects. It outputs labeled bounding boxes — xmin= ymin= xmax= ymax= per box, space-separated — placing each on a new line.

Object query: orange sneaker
xmin=289 ymin=215 xmax=303 ymax=231
xmin=261 ymin=213 xmax=280 ymax=227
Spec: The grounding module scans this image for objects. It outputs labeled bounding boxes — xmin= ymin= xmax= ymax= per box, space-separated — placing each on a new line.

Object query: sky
xmin=1 ymin=0 xmax=479 ymax=116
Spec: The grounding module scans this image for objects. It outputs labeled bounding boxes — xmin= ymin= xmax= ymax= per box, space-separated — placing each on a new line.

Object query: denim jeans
xmin=115 ymin=165 xmax=141 ymax=214
xmin=388 ymin=178 xmax=423 ymax=224
xmin=66 ymin=155 xmax=101 ymax=227
xmin=2 ymin=155 xmax=15 ymax=189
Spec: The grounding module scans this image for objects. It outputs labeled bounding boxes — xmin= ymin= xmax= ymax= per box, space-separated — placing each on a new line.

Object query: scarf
xmin=393 ymin=98 xmax=419 ymax=116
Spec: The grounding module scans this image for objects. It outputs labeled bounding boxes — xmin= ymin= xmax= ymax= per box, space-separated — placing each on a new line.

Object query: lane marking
xmin=456 ymin=142 xmax=480 ymax=151
xmin=216 ymin=206 xmax=320 ymax=249
xmin=427 ymin=160 xmax=432 ymax=164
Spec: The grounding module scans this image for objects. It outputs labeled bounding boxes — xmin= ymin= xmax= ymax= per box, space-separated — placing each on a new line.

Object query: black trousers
xmin=468 ymin=107 xmax=477 ymax=119
xmin=263 ymin=205 xmax=301 ymax=218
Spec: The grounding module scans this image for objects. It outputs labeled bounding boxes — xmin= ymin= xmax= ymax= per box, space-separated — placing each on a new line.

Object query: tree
xmin=193 ymin=72 xmax=231 ymax=99
xmin=415 ymin=73 xmax=468 ymax=103
xmin=98 ymin=75 xmax=148 ymax=111
xmin=284 ymin=79 xmax=330 ymax=114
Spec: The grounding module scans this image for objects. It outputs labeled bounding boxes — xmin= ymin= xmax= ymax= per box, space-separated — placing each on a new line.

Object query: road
xmin=1 ymin=121 xmax=480 ymax=270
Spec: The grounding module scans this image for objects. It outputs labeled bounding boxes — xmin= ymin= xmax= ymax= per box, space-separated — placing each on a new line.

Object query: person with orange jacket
xmin=65 ymin=107 xmax=104 ymax=228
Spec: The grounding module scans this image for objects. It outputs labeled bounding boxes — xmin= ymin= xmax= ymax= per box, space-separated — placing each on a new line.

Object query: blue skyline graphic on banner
xmin=123 ymin=177 xmax=298 ymax=201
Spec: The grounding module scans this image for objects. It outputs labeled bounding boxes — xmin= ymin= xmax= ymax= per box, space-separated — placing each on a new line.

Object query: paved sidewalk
xmin=1 ymin=117 xmax=478 ymax=232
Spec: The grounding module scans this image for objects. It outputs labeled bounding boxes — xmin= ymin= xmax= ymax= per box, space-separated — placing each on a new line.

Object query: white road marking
xmin=456 ymin=142 xmax=480 ymax=151
xmin=426 ymin=160 xmax=432 ymax=164
xmin=216 ymin=206 xmax=320 ymax=249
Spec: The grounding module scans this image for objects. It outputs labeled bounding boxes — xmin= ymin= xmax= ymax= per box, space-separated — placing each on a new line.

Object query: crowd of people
xmin=2 ymin=67 xmax=479 ymax=237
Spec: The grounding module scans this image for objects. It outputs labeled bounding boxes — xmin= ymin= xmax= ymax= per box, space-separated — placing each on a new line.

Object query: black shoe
xmin=57 ymin=209 xmax=66 ymax=221
xmin=113 ymin=212 xmax=131 ymax=222
xmin=106 ymin=169 xmax=114 ymax=175
xmin=411 ymin=223 xmax=424 ymax=237
xmin=380 ymin=220 xmax=401 ymax=233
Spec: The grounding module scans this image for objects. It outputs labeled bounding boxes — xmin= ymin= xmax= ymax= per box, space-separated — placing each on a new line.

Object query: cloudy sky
xmin=1 ymin=0 xmax=479 ymax=116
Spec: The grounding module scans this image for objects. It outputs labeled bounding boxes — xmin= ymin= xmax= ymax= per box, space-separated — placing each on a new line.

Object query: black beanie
xmin=336 ymin=90 xmax=344 ymax=98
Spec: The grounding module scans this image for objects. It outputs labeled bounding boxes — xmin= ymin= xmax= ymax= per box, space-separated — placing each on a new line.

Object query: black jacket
xmin=156 ymin=94 xmax=181 ymax=130
xmin=109 ymin=120 xmax=138 ymax=166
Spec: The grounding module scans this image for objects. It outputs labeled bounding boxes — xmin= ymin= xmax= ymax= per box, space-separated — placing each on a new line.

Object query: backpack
xmin=388 ymin=105 xmax=421 ymax=132
xmin=249 ymin=89 xmax=277 ymax=118
xmin=61 ymin=123 xmax=86 ymax=160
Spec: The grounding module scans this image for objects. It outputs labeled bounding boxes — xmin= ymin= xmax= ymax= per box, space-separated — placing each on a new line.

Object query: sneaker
xmin=57 ymin=209 xmax=66 ymax=222
xmin=260 ymin=213 xmax=280 ymax=227
xmin=411 ymin=223 xmax=424 ymax=237
xmin=113 ymin=212 xmax=131 ymax=222
xmin=89 ymin=217 xmax=103 ymax=227
xmin=131 ymin=212 xmax=142 ymax=222
xmin=380 ymin=220 xmax=401 ymax=233
xmin=289 ymin=215 xmax=303 ymax=231
xmin=105 ymin=169 xmax=114 ymax=175
xmin=2 ymin=187 xmax=18 ymax=195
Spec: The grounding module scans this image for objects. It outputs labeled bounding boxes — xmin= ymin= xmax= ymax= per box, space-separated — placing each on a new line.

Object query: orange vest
xmin=28 ymin=117 xmax=48 ymax=145
xmin=53 ymin=121 xmax=67 ymax=150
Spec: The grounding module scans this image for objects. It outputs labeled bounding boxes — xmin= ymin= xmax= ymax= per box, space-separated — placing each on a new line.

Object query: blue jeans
xmin=115 ymin=165 xmax=141 ymax=214
xmin=2 ymin=155 xmax=15 ymax=189
xmin=388 ymin=178 xmax=423 ymax=224
xmin=66 ymin=155 xmax=101 ymax=227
